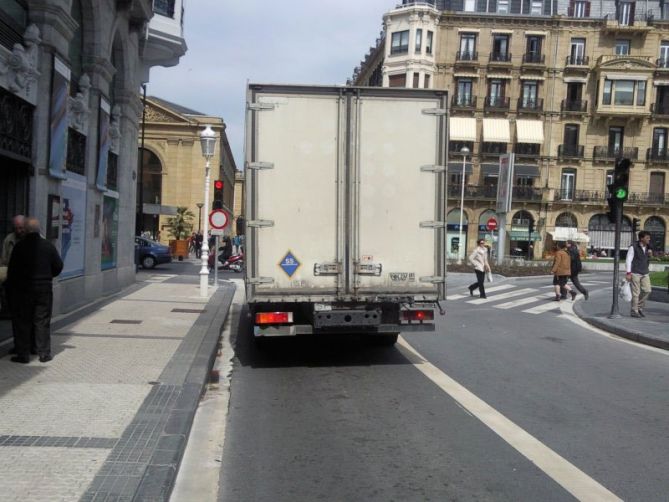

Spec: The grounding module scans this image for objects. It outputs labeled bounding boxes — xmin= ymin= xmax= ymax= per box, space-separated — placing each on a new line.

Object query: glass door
xmin=608 ymin=127 xmax=624 ymax=156
xmin=570 ymin=38 xmax=585 ymax=64
xmin=561 ymin=170 xmax=576 ymax=200
xmin=457 ymin=79 xmax=473 ymax=105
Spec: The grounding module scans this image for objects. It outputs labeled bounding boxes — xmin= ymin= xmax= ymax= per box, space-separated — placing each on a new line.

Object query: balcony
xmin=565 ymin=55 xmax=589 ymax=67
xmin=517 ymin=97 xmax=543 ymax=113
xmin=558 ymin=144 xmax=585 ymax=159
xmin=627 ymin=192 xmax=668 ymax=205
xmin=593 ymin=146 xmax=638 ymax=161
xmin=514 ymin=143 xmax=540 ymax=157
xmin=455 ymin=51 xmax=478 ymax=63
xmin=561 ymin=99 xmax=588 ymax=113
xmin=448 ymin=141 xmax=474 ymax=156
xmin=141 ymin=0 xmax=187 ymax=79
xmin=522 ymin=53 xmax=545 ymax=66
xmin=489 ymin=52 xmax=512 ymax=64
xmin=451 ymin=95 xmax=477 ymax=110
xmin=656 ymin=57 xmax=669 ymax=69
xmin=553 ymin=189 xmax=607 ymax=202
xmin=513 ymin=186 xmax=544 ymax=202
xmin=446 ymin=184 xmax=543 ymax=201
xmin=651 ymin=102 xmax=669 ymax=116
xmin=484 ymin=96 xmax=510 ymax=111
xmin=646 ymin=148 xmax=669 ymax=163
xmin=597 ymin=54 xmax=654 ymax=66
xmin=602 ymin=13 xmax=653 ymax=33
xmin=481 ymin=142 xmax=508 ymax=155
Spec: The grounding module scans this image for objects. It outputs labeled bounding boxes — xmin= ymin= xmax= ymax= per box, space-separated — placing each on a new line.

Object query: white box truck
xmin=244 ymin=84 xmax=448 ymax=345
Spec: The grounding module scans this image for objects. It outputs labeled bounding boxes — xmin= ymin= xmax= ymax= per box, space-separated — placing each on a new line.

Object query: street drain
xmin=171 ymin=308 xmax=206 ymax=313
xmin=110 ymin=319 xmax=143 ymax=324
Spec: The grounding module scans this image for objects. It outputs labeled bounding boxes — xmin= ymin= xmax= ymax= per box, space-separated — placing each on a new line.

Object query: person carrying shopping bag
xmin=468 ymin=239 xmax=491 ymax=299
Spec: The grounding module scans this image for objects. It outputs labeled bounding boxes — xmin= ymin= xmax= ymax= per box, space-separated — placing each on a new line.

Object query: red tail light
xmin=402 ymin=309 xmax=434 ymax=322
xmin=255 ymin=312 xmax=294 ymax=325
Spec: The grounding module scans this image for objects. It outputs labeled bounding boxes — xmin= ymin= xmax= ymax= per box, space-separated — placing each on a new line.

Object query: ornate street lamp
xmin=199 ymin=125 xmax=217 ymax=297
xmin=458 ymin=146 xmax=470 ymax=264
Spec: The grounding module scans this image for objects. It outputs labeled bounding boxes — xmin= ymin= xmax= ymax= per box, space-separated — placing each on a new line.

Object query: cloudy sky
xmin=148 ymin=0 xmax=392 ymax=169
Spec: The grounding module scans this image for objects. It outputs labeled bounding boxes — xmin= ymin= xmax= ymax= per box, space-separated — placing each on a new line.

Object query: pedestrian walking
xmin=625 ymin=230 xmax=652 ymax=318
xmin=566 ymin=240 xmax=588 ymax=300
xmin=5 ymin=218 xmax=63 ymax=363
xmin=194 ymin=231 xmax=203 ymax=259
xmin=467 ymin=239 xmax=491 ymax=299
xmin=551 ymin=242 xmax=574 ymax=301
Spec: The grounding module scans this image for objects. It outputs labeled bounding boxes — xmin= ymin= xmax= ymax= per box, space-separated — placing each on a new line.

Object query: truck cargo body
xmin=244 ymin=84 xmax=448 ymax=342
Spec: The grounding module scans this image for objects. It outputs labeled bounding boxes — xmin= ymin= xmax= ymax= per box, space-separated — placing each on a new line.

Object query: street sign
xmin=486 ymin=217 xmax=498 ymax=231
xmin=209 ymin=209 xmax=229 ymax=230
xmin=210 ymin=228 xmax=224 ymax=236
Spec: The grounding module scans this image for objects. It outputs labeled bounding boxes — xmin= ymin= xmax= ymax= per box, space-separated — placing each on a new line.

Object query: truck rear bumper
xmin=254 ymin=323 xmax=435 ymax=337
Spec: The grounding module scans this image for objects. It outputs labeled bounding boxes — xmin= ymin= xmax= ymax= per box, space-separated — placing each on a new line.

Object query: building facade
xmin=139 ymin=96 xmax=236 ymax=242
xmin=353 ymin=0 xmax=669 ymax=259
xmin=0 ymin=0 xmax=186 ymax=314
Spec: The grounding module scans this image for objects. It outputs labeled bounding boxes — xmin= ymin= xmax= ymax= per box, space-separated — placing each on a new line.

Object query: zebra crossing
xmin=142 ymin=273 xmax=177 ymax=283
xmin=447 ymin=280 xmax=610 ymax=315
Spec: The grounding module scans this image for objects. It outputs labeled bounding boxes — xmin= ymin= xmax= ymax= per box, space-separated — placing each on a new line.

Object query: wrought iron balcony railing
xmin=657 ymin=57 xmax=669 ymax=68
xmin=554 ymin=189 xmax=607 ymax=202
xmin=517 ymin=97 xmax=543 ymax=112
xmin=558 ymin=144 xmax=585 ymax=158
xmin=451 ymin=95 xmax=476 ymax=108
xmin=456 ymin=50 xmax=478 ymax=62
xmin=490 ymin=52 xmax=512 ymax=63
xmin=514 ymin=143 xmax=540 ymax=156
xmin=561 ymin=99 xmax=588 ymax=112
xmin=651 ymin=102 xmax=669 ymax=115
xmin=481 ymin=142 xmax=508 ymax=154
xmin=565 ymin=55 xmax=589 ymax=66
xmin=646 ymin=148 xmax=669 ymax=162
xmin=447 ymin=185 xmax=543 ymax=201
xmin=593 ymin=146 xmax=638 ymax=161
xmin=484 ymin=96 xmax=510 ymax=110
xmin=522 ymin=53 xmax=545 ymax=64
xmin=627 ymin=192 xmax=667 ymax=204
xmin=512 ymin=186 xmax=544 ymax=201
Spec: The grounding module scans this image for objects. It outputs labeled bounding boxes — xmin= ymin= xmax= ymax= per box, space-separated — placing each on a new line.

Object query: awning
xmin=454 ymin=72 xmax=479 ymax=78
xmin=508 ymin=231 xmax=542 ymax=241
xmin=481 ymin=164 xmax=500 ymax=177
xmin=514 ymin=165 xmax=540 ymax=177
xmin=487 ymin=74 xmax=513 ymax=79
xmin=549 ymin=227 xmax=590 ymax=243
xmin=516 ymin=120 xmax=544 ymax=144
xmin=564 ymin=76 xmax=588 ymax=83
xmin=604 ymin=74 xmax=649 ymax=81
xmin=447 ymin=162 xmax=473 ymax=175
xmin=449 ymin=117 xmax=477 ymax=141
xmin=483 ymin=119 xmax=510 ymax=143
xmin=519 ymin=75 xmax=546 ymax=80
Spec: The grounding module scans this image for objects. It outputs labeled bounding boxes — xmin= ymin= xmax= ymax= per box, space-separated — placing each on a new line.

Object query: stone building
xmin=352 ymin=0 xmax=669 ymax=259
xmin=0 ymin=0 xmax=186 ymax=314
xmin=138 ymin=96 xmax=237 ymax=242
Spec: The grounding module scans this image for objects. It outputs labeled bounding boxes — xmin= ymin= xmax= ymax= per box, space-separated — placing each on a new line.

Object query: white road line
xmin=467 ymin=288 xmax=536 ymax=305
xmin=446 ymin=294 xmax=469 ymax=300
xmin=523 ymin=301 xmax=562 ymax=314
xmin=396 ymin=337 xmax=623 ymax=502
xmin=494 ymin=293 xmax=554 ymax=309
xmin=447 ymin=284 xmax=515 ymax=301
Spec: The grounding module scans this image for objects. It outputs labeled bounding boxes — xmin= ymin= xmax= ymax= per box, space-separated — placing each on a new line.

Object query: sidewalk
xmin=573 ymin=289 xmax=669 ymax=350
xmin=0 ymin=270 xmax=235 ymax=501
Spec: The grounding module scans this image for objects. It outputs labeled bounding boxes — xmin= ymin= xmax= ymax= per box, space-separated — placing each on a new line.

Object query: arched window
xmin=447 ymin=209 xmax=469 ymax=225
xmin=555 ymin=212 xmax=577 ymax=228
xmin=645 ymin=216 xmax=666 ymax=251
xmin=140 ymin=148 xmax=162 ymax=205
xmin=588 ymin=214 xmax=612 ymax=231
xmin=0 ymin=0 xmax=28 ymax=50
xmin=68 ymin=0 xmax=83 ymax=96
xmin=512 ymin=210 xmax=533 ymax=226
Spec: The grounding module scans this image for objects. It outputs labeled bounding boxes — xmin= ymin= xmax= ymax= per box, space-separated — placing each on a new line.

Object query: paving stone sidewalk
xmin=0 ymin=272 xmax=235 ymax=501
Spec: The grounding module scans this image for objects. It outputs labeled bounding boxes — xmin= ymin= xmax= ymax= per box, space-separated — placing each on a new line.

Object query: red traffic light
xmin=214 ymin=180 xmax=223 ymax=190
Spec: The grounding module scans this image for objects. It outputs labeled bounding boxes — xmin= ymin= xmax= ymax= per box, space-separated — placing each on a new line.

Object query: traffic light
xmin=632 ymin=217 xmax=641 ymax=236
xmin=610 ymin=157 xmax=631 ymax=202
xmin=236 ymin=216 xmax=245 ymax=236
xmin=213 ymin=180 xmax=223 ymax=210
xmin=606 ymin=192 xmax=620 ymax=223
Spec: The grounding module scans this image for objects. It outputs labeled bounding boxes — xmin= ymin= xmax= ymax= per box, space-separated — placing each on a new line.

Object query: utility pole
xmin=607 ymin=158 xmax=631 ymax=319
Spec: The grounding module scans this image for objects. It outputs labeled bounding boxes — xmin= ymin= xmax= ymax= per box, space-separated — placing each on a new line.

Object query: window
xmin=457 ymin=79 xmax=473 ymax=104
xmin=516 ymin=176 xmax=534 ymax=187
xmin=561 ymin=170 xmax=576 ymax=200
xmin=424 ymin=74 xmax=431 ymax=89
xmin=426 ymin=31 xmax=433 ymax=55
xmin=497 ymin=0 xmax=509 ymax=13
xmin=489 ymin=79 xmax=505 ymax=102
xmin=661 ymin=41 xmax=669 ymax=62
xmin=615 ymin=40 xmax=630 ymax=55
xmin=653 ymin=127 xmax=667 ymax=153
xmin=391 ymin=30 xmax=410 ymax=55
xmin=564 ymin=124 xmax=580 ymax=146
xmin=608 ymin=126 xmax=624 ymax=154
xmin=415 ymin=29 xmax=422 ymax=53
xmin=521 ymin=81 xmax=538 ymax=107
xmin=413 ymin=72 xmax=420 ymax=88
xmin=602 ymin=79 xmax=646 ymax=106
xmin=492 ymin=35 xmax=509 ymax=61
xmin=531 ymin=0 xmax=543 ymax=14
xmin=464 ymin=0 xmax=476 ymax=11
xmin=460 ymin=33 xmax=476 ymax=58
xmin=388 ymin=73 xmax=406 ymax=87
xmin=570 ymin=38 xmax=586 ymax=64
xmin=526 ymin=36 xmax=542 ymax=56
xmin=572 ymin=0 xmax=589 ymax=17
xmin=618 ymin=1 xmax=635 ymax=25
xmin=0 ymin=0 xmax=28 ymax=49
xmin=606 ymin=169 xmax=614 ymax=187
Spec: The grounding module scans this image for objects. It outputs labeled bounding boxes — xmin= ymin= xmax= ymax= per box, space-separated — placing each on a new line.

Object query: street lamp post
xmin=457 ymin=146 xmax=470 ymax=264
xmin=196 ymin=202 xmax=203 ymax=233
xmin=199 ymin=125 xmax=217 ymax=297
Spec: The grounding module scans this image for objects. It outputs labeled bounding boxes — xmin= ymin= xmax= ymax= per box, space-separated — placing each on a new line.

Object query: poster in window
xmin=96 ymin=97 xmax=111 ymax=191
xmin=47 ymin=195 xmax=61 ymax=240
xmin=48 ymin=56 xmax=70 ymax=179
xmin=101 ymin=195 xmax=118 ymax=270
xmin=61 ymin=173 xmax=87 ymax=278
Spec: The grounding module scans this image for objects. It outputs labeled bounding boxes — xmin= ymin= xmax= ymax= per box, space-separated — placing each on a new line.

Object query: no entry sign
xmin=209 ymin=209 xmax=229 ymax=230
xmin=486 ymin=217 xmax=498 ymax=231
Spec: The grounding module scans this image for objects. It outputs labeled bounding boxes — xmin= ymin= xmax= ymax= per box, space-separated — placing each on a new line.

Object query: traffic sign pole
xmin=609 ymin=198 xmax=623 ymax=318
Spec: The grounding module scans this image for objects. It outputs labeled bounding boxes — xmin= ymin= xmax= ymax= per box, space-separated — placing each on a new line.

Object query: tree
xmin=166 ymin=206 xmax=195 ymax=240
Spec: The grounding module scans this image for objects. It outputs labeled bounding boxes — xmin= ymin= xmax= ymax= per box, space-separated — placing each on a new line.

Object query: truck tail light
xmin=402 ymin=309 xmax=434 ymax=322
xmin=255 ymin=312 xmax=294 ymax=325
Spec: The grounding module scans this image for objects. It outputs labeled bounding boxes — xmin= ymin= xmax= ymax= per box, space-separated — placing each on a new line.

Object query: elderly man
xmin=5 ymin=218 xmax=63 ymax=363
xmin=1 ymin=215 xmax=26 ymax=266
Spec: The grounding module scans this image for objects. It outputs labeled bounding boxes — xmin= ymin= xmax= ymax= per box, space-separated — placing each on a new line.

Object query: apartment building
xmin=352 ymin=0 xmax=669 ymax=259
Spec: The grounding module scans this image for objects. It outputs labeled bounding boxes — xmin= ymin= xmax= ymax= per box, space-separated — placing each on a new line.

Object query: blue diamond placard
xmin=279 ymin=251 xmax=300 ymax=277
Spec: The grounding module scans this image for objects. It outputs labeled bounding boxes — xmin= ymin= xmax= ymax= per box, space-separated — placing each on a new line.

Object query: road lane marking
xmin=494 ymin=293 xmax=554 ymax=309
xmin=523 ymin=301 xmax=562 ymax=314
xmin=467 ymin=288 xmax=536 ymax=305
xmin=448 ymin=284 xmax=515 ymax=301
xmin=396 ymin=337 xmax=623 ymax=502
xmin=446 ymin=294 xmax=469 ymax=300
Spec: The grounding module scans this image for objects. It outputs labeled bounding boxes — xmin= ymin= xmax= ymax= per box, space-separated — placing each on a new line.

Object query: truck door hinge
xmin=420 ymin=165 xmax=447 ymax=173
xmin=420 ymin=276 xmax=446 ymax=284
xmin=247 ymin=220 xmax=275 ymax=228
xmin=247 ymin=162 xmax=274 ymax=171
xmin=355 ymin=262 xmax=383 ymax=276
xmin=422 ymin=108 xmax=447 ymax=116
xmin=248 ymin=277 xmax=275 ymax=285
xmin=314 ymin=262 xmax=341 ymax=276
xmin=248 ymin=102 xmax=275 ymax=111
xmin=420 ymin=221 xmax=446 ymax=229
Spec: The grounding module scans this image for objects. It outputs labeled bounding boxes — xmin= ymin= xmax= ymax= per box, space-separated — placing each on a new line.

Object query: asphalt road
xmin=217 ymin=273 xmax=669 ymax=501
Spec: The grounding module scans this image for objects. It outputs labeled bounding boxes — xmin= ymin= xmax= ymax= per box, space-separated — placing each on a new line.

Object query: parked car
xmin=135 ymin=237 xmax=172 ymax=269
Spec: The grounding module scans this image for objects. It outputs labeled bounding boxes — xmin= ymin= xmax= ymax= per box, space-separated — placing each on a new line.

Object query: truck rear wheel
xmin=369 ymin=334 xmax=399 ymax=347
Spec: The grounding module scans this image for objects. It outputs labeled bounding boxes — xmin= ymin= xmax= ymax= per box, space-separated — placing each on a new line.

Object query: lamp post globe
xmin=198 ymin=125 xmax=217 ymax=297
xmin=458 ymin=146 xmax=470 ymax=264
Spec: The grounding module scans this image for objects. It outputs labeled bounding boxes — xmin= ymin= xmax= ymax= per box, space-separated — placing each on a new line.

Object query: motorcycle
xmin=208 ymin=248 xmax=244 ymax=272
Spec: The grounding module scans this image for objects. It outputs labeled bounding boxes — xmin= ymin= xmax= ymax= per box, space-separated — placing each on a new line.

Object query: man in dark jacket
xmin=566 ymin=240 xmax=589 ymax=300
xmin=5 ymin=218 xmax=63 ymax=363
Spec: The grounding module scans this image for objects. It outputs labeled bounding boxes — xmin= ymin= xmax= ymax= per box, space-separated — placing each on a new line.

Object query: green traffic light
xmin=615 ymin=188 xmax=628 ymax=199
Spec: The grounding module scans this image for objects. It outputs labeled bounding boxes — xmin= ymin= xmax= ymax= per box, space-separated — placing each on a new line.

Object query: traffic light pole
xmin=609 ymin=198 xmax=622 ymax=318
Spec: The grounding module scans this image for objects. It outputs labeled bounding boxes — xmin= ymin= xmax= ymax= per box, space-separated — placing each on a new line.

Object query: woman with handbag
xmin=468 ymin=239 xmax=491 ymax=299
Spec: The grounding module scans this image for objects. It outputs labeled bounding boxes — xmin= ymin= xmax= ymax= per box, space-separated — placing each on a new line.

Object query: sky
xmin=148 ymin=0 xmax=393 ymax=170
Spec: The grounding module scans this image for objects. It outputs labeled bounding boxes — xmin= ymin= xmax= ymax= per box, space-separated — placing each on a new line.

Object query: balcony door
xmin=657 ymin=86 xmax=669 ymax=110
xmin=561 ymin=169 xmax=576 ymax=200
xmin=457 ymin=79 xmax=473 ymax=105
xmin=522 ymin=81 xmax=538 ymax=107
xmin=570 ymin=38 xmax=585 ymax=63
xmin=660 ymin=41 xmax=669 ymax=66
xmin=567 ymin=83 xmax=582 ymax=102
xmin=492 ymin=35 xmax=509 ymax=60
xmin=608 ymin=127 xmax=624 ymax=155
xmin=489 ymin=80 xmax=505 ymax=104
xmin=526 ymin=36 xmax=542 ymax=57
xmin=649 ymin=172 xmax=665 ymax=202
xmin=618 ymin=1 xmax=635 ymax=25
xmin=653 ymin=128 xmax=667 ymax=154
xmin=564 ymin=124 xmax=579 ymax=146
xmin=460 ymin=34 xmax=476 ymax=58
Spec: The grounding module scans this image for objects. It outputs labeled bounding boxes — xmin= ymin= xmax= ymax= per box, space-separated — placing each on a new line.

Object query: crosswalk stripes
xmin=446 ymin=284 xmax=514 ymax=300
xmin=523 ymin=301 xmax=563 ymax=314
xmin=494 ymin=293 xmax=554 ymax=309
xmin=467 ymin=288 xmax=537 ymax=305
xmin=144 ymin=274 xmax=177 ymax=283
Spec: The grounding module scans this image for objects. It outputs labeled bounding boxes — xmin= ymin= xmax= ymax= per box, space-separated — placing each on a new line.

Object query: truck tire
xmin=369 ymin=334 xmax=399 ymax=347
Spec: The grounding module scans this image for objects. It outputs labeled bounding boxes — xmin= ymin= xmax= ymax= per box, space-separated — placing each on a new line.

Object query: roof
xmin=148 ymin=96 xmax=205 ymax=116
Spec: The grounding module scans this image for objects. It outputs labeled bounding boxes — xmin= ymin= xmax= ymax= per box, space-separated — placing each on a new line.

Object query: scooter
xmin=208 ymin=248 xmax=244 ymax=272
